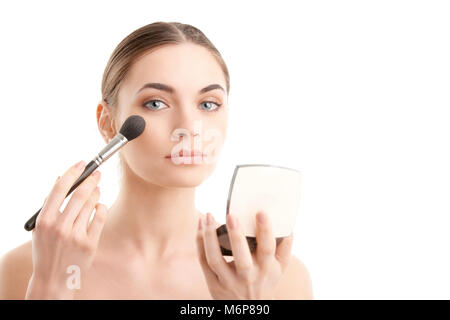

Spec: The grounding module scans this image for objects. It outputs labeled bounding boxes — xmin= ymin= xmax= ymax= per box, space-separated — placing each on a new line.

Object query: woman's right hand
xmin=25 ymin=160 xmax=108 ymax=299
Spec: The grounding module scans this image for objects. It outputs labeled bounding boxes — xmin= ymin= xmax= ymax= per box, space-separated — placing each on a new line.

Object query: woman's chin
xmin=160 ymin=175 xmax=208 ymax=188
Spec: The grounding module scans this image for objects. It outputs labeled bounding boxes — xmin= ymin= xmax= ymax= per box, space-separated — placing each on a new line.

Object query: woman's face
xmin=110 ymin=43 xmax=228 ymax=187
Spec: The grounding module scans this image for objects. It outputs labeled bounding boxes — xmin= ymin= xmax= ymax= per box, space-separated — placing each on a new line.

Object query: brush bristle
xmin=119 ymin=115 xmax=146 ymax=141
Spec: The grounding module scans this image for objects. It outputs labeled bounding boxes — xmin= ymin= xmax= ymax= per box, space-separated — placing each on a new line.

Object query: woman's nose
xmin=173 ymin=108 xmax=202 ymax=139
xmin=175 ymin=130 xmax=200 ymax=140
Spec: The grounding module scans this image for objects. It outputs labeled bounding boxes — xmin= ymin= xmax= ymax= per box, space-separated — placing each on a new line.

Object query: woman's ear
xmin=96 ymin=101 xmax=117 ymax=143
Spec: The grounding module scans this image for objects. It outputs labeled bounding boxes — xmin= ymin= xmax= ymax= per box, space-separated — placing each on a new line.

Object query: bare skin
xmin=0 ymin=43 xmax=313 ymax=299
xmin=0 ymin=216 xmax=312 ymax=299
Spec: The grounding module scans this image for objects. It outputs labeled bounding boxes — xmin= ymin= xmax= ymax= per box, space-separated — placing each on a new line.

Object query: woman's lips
xmin=165 ymin=149 xmax=206 ymax=158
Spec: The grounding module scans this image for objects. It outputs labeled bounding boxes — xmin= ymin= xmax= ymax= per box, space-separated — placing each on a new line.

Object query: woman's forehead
xmin=124 ymin=43 xmax=226 ymax=94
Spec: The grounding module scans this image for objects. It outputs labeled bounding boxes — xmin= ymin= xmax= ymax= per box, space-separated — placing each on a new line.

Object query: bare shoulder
xmin=274 ymin=255 xmax=313 ymax=300
xmin=0 ymin=240 xmax=33 ymax=299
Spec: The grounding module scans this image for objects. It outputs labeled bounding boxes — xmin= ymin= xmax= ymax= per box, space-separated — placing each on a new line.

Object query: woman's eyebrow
xmin=135 ymin=82 xmax=224 ymax=96
xmin=199 ymin=84 xmax=225 ymax=94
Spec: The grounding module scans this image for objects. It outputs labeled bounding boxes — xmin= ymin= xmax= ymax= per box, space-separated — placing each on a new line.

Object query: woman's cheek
xmin=203 ymin=127 xmax=226 ymax=164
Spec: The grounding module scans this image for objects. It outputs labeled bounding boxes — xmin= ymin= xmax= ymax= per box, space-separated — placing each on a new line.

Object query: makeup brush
xmin=24 ymin=115 xmax=146 ymax=231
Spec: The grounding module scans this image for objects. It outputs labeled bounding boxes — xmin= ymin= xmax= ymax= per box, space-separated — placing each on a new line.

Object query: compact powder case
xmin=216 ymin=164 xmax=302 ymax=256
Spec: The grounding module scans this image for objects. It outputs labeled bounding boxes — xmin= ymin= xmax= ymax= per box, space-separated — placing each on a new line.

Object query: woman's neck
xmin=100 ymin=163 xmax=203 ymax=262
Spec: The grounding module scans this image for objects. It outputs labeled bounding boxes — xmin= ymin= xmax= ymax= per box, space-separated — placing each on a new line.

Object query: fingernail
xmin=206 ymin=213 xmax=213 ymax=226
xmin=75 ymin=160 xmax=85 ymax=169
xmin=227 ymin=214 xmax=236 ymax=229
xmin=257 ymin=211 xmax=266 ymax=224
xmin=92 ymin=171 xmax=101 ymax=179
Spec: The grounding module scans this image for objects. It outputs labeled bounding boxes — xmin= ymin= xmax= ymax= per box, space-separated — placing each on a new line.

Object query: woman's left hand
xmin=196 ymin=211 xmax=294 ymax=300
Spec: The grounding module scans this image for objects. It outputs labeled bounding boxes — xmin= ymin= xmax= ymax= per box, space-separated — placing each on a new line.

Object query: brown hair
xmin=101 ymin=21 xmax=230 ymax=109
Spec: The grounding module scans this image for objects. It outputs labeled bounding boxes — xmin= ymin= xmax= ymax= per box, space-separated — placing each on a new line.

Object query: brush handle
xmin=24 ymin=160 xmax=99 ymax=231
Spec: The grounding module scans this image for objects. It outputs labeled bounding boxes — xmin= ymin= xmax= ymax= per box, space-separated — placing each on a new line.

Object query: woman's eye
xmin=143 ymin=100 xmax=222 ymax=112
xmin=200 ymin=101 xmax=222 ymax=112
xmin=143 ymin=100 xmax=168 ymax=111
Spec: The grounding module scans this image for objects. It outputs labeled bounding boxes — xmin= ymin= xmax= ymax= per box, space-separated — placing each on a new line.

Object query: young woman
xmin=0 ymin=21 xmax=313 ymax=299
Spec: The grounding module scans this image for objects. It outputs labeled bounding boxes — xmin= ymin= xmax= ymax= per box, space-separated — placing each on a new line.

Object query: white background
xmin=0 ymin=0 xmax=449 ymax=299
